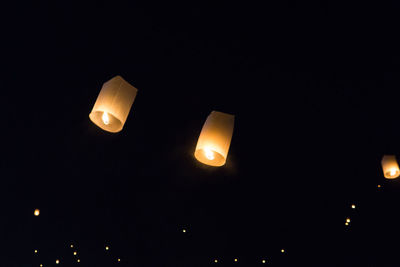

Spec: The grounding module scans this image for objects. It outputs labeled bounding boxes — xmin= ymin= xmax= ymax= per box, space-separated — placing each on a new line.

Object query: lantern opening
xmin=89 ymin=111 xmax=122 ymax=133
xmin=195 ymin=149 xmax=226 ymax=166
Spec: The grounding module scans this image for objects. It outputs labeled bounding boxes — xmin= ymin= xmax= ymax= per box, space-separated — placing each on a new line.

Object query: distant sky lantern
xmin=89 ymin=76 xmax=138 ymax=133
xmin=194 ymin=111 xmax=235 ymax=167
xmin=381 ymin=155 xmax=400 ymax=179
xmin=34 ymin=209 xmax=40 ymax=216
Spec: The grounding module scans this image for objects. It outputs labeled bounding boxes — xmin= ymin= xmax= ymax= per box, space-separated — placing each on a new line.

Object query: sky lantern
xmin=194 ymin=111 xmax=235 ymax=167
xmin=381 ymin=155 xmax=400 ymax=179
xmin=34 ymin=209 xmax=40 ymax=216
xmin=89 ymin=75 xmax=138 ymax=133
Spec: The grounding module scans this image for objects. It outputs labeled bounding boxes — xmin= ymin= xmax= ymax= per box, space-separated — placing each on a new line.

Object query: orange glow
xmin=89 ymin=76 xmax=138 ymax=133
xmin=204 ymin=148 xmax=215 ymax=160
xmin=34 ymin=209 xmax=40 ymax=216
xmin=382 ymin=155 xmax=400 ymax=179
xmin=102 ymin=111 xmax=110 ymax=125
xmin=194 ymin=111 xmax=235 ymax=167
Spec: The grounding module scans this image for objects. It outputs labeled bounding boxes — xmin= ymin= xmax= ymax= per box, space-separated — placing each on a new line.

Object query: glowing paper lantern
xmin=194 ymin=111 xmax=235 ymax=167
xmin=381 ymin=155 xmax=400 ymax=179
xmin=89 ymin=76 xmax=138 ymax=133
xmin=34 ymin=209 xmax=40 ymax=216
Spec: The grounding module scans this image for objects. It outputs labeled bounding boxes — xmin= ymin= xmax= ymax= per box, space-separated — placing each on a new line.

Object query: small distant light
xmin=378 ymin=184 xmax=381 ymax=188
xmin=214 ymin=259 xmax=218 ymax=263
xmin=345 ymin=222 xmax=349 ymax=226
xmin=182 ymin=229 xmax=186 ymax=233
xmin=351 ymin=204 xmax=356 ymax=209
xmin=77 ymin=259 xmax=80 ymax=263
xmin=105 ymin=246 xmax=110 ymax=251
xmin=34 ymin=249 xmax=38 ymax=254
xmin=34 ymin=209 xmax=40 ymax=216
xmin=73 ymin=251 xmax=77 ymax=255
xmin=262 ymin=259 xmax=266 ymax=263
xmin=234 ymin=258 xmax=238 ymax=262
xmin=346 ymin=218 xmax=351 ymax=223
xmin=70 ymin=244 xmax=74 ymax=248
xmin=40 ymin=264 xmax=43 ymax=267
xmin=56 ymin=259 xmax=60 ymax=264
xmin=281 ymin=249 xmax=285 ymax=253
xmin=118 ymin=258 xmax=121 ymax=262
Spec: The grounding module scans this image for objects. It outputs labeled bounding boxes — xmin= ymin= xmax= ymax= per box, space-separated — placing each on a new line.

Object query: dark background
xmin=1 ymin=0 xmax=400 ymax=266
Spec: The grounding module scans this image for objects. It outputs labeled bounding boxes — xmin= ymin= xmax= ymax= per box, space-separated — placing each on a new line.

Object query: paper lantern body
xmin=194 ymin=111 xmax=235 ymax=166
xmin=382 ymin=155 xmax=400 ymax=179
xmin=89 ymin=76 xmax=138 ymax=133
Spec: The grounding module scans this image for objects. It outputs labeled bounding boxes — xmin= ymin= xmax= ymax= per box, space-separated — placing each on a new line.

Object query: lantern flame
xmin=102 ymin=112 xmax=110 ymax=125
xmin=390 ymin=168 xmax=398 ymax=177
xmin=204 ymin=148 xmax=215 ymax=160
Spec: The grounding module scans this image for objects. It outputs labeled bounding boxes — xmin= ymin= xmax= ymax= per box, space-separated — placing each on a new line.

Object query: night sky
xmin=2 ymin=1 xmax=400 ymax=266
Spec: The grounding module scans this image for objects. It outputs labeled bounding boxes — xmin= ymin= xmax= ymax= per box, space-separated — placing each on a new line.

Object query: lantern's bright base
xmin=194 ymin=149 xmax=226 ymax=167
xmin=89 ymin=111 xmax=123 ymax=133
